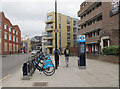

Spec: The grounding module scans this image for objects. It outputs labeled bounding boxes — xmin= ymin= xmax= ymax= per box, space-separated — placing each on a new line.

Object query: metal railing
xmin=45 ymin=26 xmax=53 ymax=29
xmin=46 ymin=34 xmax=53 ymax=37
xmin=47 ymin=43 xmax=53 ymax=46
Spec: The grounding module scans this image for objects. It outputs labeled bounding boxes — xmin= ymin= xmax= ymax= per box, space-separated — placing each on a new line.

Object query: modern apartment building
xmin=45 ymin=12 xmax=80 ymax=54
xmin=0 ymin=12 xmax=21 ymax=55
xmin=78 ymin=1 xmax=119 ymax=54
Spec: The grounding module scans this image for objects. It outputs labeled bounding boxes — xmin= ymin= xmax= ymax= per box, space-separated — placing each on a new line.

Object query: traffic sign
xmin=54 ymin=29 xmax=59 ymax=33
xmin=77 ymin=35 xmax=85 ymax=42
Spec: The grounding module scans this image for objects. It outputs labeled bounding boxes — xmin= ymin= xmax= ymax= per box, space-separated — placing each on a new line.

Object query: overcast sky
xmin=1 ymin=0 xmax=83 ymax=38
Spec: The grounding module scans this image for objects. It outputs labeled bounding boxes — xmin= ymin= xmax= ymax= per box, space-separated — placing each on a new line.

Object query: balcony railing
xmin=46 ymin=34 xmax=53 ymax=37
xmin=47 ymin=43 xmax=53 ymax=46
xmin=45 ymin=26 xmax=53 ymax=29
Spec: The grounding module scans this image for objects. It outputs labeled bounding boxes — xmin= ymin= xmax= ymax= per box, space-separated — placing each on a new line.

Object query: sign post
xmin=77 ymin=35 xmax=86 ymax=69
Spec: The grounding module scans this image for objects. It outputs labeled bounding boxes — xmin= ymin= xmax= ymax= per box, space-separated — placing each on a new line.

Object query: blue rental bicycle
xmin=32 ymin=54 xmax=55 ymax=76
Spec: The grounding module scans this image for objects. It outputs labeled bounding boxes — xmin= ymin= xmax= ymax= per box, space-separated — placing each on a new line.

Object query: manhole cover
xmin=33 ymin=82 xmax=48 ymax=86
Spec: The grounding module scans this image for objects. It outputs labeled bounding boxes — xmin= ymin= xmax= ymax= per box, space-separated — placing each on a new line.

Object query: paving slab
xmin=2 ymin=55 xmax=119 ymax=87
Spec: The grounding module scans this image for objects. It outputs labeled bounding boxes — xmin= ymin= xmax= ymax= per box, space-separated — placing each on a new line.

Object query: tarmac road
xmin=1 ymin=53 xmax=30 ymax=80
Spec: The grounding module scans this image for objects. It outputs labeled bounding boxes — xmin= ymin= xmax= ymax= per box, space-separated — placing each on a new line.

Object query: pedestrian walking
xmin=64 ymin=46 xmax=70 ymax=67
xmin=54 ymin=48 xmax=60 ymax=69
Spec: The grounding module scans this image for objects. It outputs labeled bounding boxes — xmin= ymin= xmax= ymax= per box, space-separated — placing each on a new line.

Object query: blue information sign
xmin=77 ymin=35 xmax=85 ymax=42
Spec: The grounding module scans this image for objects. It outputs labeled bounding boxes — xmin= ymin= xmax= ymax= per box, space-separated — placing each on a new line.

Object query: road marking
xmin=0 ymin=74 xmax=11 ymax=82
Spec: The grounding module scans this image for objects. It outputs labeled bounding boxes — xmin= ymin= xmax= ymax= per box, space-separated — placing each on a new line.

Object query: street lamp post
xmin=54 ymin=0 xmax=58 ymax=69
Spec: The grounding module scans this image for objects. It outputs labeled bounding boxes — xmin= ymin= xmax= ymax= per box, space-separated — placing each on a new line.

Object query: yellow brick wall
xmin=45 ymin=12 xmax=76 ymax=54
xmin=61 ymin=14 xmax=67 ymax=52
xmin=70 ymin=17 xmax=73 ymax=47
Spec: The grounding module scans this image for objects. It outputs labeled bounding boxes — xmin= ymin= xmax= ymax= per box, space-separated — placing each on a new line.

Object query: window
xmin=47 ymin=15 xmax=53 ymax=21
xmin=16 ymin=31 xmax=18 ymax=35
xmin=81 ymin=25 xmax=83 ymax=29
xmin=9 ymin=27 xmax=12 ymax=32
xmin=97 ymin=15 xmax=102 ymax=21
xmin=13 ymin=29 xmax=15 ymax=34
xmin=13 ymin=44 xmax=15 ymax=52
xmin=93 ymin=19 xmax=95 ymax=23
xmin=4 ymin=24 xmax=7 ymax=29
xmin=94 ymin=31 xmax=96 ymax=36
xmin=0 ymin=21 xmax=1 ymax=27
xmin=4 ymin=32 xmax=7 ymax=40
xmin=16 ymin=37 xmax=18 ymax=43
xmin=84 ymin=24 xmax=86 ymax=28
xmin=16 ymin=45 xmax=18 ymax=52
xmin=9 ymin=34 xmax=12 ymax=41
xmin=4 ymin=43 xmax=7 ymax=51
xmin=13 ymin=36 xmax=15 ymax=42
xmin=67 ymin=17 xmax=70 ymax=24
xmin=9 ymin=43 xmax=12 ymax=51
xmin=90 ymin=32 xmax=92 ymax=37
xmin=81 ymin=16 xmax=83 ymax=19
xmin=97 ymin=29 xmax=100 ymax=36
xmin=88 ymin=33 xmax=90 ymax=38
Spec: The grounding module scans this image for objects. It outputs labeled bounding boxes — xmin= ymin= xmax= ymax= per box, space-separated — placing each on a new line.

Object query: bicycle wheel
xmin=43 ymin=67 xmax=55 ymax=76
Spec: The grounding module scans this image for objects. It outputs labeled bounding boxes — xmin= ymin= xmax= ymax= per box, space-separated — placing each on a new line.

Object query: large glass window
xmin=67 ymin=17 xmax=70 ymax=24
xmin=16 ymin=37 xmax=18 ymax=43
xmin=13 ymin=36 xmax=15 ymax=42
xmin=4 ymin=43 xmax=7 ymax=51
xmin=4 ymin=32 xmax=7 ymax=40
xmin=13 ymin=44 xmax=15 ymax=52
xmin=16 ymin=31 xmax=18 ymax=35
xmin=9 ymin=43 xmax=12 ymax=51
xmin=4 ymin=24 xmax=7 ymax=30
xmin=0 ymin=21 xmax=1 ymax=27
xmin=47 ymin=15 xmax=53 ymax=21
xmin=13 ymin=29 xmax=15 ymax=34
xmin=16 ymin=45 xmax=18 ymax=52
xmin=9 ymin=27 xmax=12 ymax=32
xmin=9 ymin=34 xmax=12 ymax=41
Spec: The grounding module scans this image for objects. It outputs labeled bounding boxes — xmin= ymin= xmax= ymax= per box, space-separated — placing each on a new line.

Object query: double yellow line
xmin=0 ymin=74 xmax=11 ymax=82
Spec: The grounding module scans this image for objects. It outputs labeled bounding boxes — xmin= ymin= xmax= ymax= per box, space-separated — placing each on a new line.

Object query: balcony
xmin=78 ymin=20 xmax=102 ymax=35
xmin=78 ymin=6 xmax=102 ymax=25
xmin=45 ymin=26 xmax=53 ymax=31
xmin=78 ymin=2 xmax=96 ymax=17
xmin=73 ymin=31 xmax=77 ymax=34
xmin=45 ymin=34 xmax=53 ymax=40
xmin=86 ymin=36 xmax=100 ymax=44
xmin=45 ymin=42 xmax=53 ymax=48
xmin=45 ymin=20 xmax=53 ymax=24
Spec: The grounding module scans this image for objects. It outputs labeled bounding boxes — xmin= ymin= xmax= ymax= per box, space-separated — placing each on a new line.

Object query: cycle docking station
xmin=22 ymin=53 xmax=55 ymax=80
xmin=77 ymin=35 xmax=86 ymax=69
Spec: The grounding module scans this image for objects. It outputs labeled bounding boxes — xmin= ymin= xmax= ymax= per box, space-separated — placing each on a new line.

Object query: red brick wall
xmin=1 ymin=12 xmax=21 ymax=55
xmin=68 ymin=47 xmax=78 ymax=56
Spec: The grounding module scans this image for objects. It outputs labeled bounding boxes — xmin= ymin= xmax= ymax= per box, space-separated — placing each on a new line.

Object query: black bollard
xmin=22 ymin=62 xmax=30 ymax=80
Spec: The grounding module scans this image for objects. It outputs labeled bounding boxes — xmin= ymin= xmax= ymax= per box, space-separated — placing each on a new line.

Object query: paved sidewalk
xmin=2 ymin=55 xmax=119 ymax=87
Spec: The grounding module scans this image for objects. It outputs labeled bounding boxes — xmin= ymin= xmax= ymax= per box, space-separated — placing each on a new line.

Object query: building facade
xmin=0 ymin=12 xmax=21 ymax=55
xmin=31 ymin=36 xmax=42 ymax=51
xmin=78 ymin=1 xmax=119 ymax=54
xmin=21 ymin=37 xmax=31 ymax=53
xmin=41 ymin=32 xmax=47 ymax=54
xmin=45 ymin=12 xmax=80 ymax=54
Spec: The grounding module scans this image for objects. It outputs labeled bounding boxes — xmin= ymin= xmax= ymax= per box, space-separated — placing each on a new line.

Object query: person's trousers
xmin=55 ymin=54 xmax=59 ymax=69
xmin=65 ymin=56 xmax=69 ymax=66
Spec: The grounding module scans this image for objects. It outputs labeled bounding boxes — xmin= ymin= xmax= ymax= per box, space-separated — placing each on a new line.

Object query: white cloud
xmin=1 ymin=0 xmax=82 ymax=37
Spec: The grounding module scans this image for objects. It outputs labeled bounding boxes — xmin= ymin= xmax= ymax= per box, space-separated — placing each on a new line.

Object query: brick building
xmin=0 ymin=12 xmax=21 ymax=55
xmin=78 ymin=1 xmax=119 ymax=54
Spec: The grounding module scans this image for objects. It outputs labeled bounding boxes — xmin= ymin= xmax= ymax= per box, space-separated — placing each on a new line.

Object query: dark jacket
xmin=64 ymin=48 xmax=70 ymax=57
